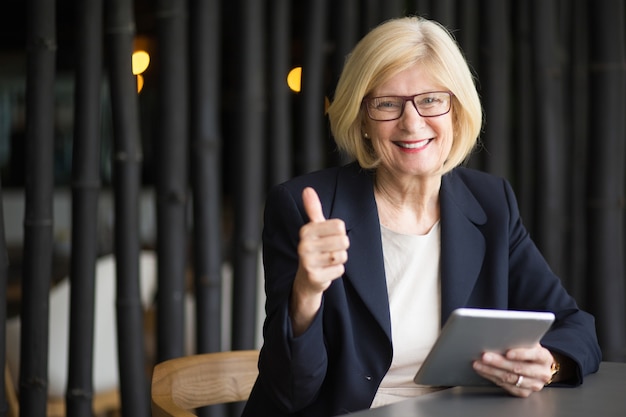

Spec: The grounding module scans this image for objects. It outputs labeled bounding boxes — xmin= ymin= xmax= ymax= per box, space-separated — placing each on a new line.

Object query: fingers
xmin=472 ymin=348 xmax=553 ymax=397
xmin=300 ymin=187 xmax=349 ymax=258
xmin=326 ymin=249 xmax=348 ymax=265
xmin=473 ymin=359 xmax=534 ymax=397
xmin=296 ymin=187 xmax=350 ymax=290
xmin=303 ymin=187 xmax=326 ymax=223
xmin=506 ymin=344 xmax=554 ymax=367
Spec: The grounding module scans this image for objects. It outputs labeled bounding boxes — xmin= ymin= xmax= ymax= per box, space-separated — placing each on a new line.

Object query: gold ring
xmin=515 ymin=374 xmax=524 ymax=387
xmin=329 ymin=252 xmax=336 ymax=263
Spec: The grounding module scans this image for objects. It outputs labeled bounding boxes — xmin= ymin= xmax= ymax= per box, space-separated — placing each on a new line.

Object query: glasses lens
xmin=366 ymin=97 xmax=405 ymax=121
xmin=413 ymin=92 xmax=451 ymax=117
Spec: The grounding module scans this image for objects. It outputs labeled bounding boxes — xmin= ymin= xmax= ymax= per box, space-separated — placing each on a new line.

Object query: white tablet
xmin=413 ymin=308 xmax=555 ymax=386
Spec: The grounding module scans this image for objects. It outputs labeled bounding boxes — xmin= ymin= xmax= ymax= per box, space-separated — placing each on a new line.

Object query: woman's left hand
xmin=472 ymin=343 xmax=555 ymax=397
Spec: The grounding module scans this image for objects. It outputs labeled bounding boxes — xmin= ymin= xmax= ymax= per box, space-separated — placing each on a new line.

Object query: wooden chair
xmin=151 ymin=350 xmax=259 ymax=417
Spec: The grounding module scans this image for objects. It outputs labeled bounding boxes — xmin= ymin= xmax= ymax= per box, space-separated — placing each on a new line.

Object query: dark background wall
xmin=0 ymin=1 xmax=624 ymax=416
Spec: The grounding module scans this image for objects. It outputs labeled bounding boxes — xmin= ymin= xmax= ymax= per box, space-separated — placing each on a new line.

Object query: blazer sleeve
xmin=253 ymin=183 xmax=329 ymax=413
xmin=502 ymin=178 xmax=602 ymax=383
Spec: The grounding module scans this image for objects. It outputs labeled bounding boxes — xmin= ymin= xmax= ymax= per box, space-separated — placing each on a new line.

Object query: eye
xmin=417 ymin=95 xmax=443 ymax=107
xmin=371 ymin=97 xmax=402 ymax=111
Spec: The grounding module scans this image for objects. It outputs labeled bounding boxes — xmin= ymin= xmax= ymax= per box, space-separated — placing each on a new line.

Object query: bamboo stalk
xmin=154 ymin=0 xmax=189 ymax=363
xmin=479 ymin=0 xmax=510 ymax=177
xmin=231 ymin=0 xmax=266 ymax=351
xmin=189 ymin=0 xmax=222 ymax=357
xmin=20 ymin=0 xmax=56 ymax=415
xmin=268 ymin=0 xmax=293 ymax=185
xmin=411 ymin=0 xmax=430 ymax=20
xmin=431 ymin=0 xmax=456 ymax=28
xmin=456 ymin=0 xmax=481 ymax=171
xmin=378 ymin=0 xmax=404 ymax=21
xmin=300 ymin=0 xmax=327 ymax=174
xmin=66 ymin=1 xmax=103 ymax=416
xmin=329 ymin=0 xmax=358 ymax=166
xmin=566 ymin=0 xmax=590 ymax=302
xmin=530 ymin=0 xmax=568 ymax=275
xmin=104 ymin=0 xmax=150 ymax=415
xmin=361 ymin=0 xmax=381 ymax=30
xmin=512 ymin=0 xmax=536 ymax=230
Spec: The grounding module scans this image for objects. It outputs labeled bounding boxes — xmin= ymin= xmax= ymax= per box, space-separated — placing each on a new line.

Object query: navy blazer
xmin=242 ymin=162 xmax=601 ymax=417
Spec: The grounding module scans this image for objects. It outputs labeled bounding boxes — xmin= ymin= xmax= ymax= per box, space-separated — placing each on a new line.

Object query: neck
xmin=374 ymin=169 xmax=442 ymax=235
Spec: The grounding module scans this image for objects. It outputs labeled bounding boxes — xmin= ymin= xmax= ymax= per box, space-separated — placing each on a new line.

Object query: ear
xmin=361 ymin=115 xmax=372 ymax=140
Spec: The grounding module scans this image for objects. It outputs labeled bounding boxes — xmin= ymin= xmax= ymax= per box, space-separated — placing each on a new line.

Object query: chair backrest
xmin=151 ymin=350 xmax=259 ymax=417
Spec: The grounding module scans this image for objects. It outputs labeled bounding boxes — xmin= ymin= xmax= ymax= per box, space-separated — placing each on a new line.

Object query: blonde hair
xmin=327 ymin=16 xmax=482 ymax=173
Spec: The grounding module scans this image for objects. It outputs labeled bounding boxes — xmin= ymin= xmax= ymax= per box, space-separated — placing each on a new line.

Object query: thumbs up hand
xmin=299 ymin=187 xmax=350 ymax=286
xmin=290 ymin=187 xmax=350 ymax=336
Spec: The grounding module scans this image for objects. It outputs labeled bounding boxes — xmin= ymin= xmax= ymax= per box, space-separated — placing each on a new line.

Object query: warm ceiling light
xmin=132 ymin=50 xmax=150 ymax=75
xmin=287 ymin=67 xmax=302 ymax=93
xmin=136 ymin=74 xmax=144 ymax=93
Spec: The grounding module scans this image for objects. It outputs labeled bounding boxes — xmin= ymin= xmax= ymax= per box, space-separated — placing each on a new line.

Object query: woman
xmin=242 ymin=16 xmax=601 ymax=417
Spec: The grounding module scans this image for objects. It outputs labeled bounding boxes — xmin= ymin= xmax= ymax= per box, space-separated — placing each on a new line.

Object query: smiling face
xmin=363 ymin=64 xmax=454 ymax=182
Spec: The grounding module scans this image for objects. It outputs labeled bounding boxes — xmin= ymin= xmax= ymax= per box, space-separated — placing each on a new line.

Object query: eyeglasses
xmin=362 ymin=91 xmax=453 ymax=121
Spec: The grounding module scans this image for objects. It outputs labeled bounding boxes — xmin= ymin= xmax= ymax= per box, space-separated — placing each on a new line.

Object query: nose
xmin=400 ymin=98 xmax=426 ymax=127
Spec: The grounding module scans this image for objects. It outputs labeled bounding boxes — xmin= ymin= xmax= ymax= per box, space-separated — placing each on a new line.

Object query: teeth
xmin=397 ymin=139 xmax=430 ymax=149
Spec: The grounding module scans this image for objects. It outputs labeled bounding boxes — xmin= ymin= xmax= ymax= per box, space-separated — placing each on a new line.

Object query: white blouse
xmin=371 ymin=221 xmax=442 ymax=408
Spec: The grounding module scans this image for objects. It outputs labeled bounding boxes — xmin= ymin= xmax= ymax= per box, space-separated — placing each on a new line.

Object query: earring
xmin=364 ymin=132 xmax=369 ymax=138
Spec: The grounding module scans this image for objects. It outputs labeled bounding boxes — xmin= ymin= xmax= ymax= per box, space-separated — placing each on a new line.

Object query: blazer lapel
xmin=325 ymin=165 xmax=488 ymax=338
xmin=439 ymin=171 xmax=488 ymax=323
xmin=329 ymin=164 xmax=392 ymax=341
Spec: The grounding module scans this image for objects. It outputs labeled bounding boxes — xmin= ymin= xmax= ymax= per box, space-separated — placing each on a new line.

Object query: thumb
xmin=302 ymin=187 xmax=326 ymax=223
